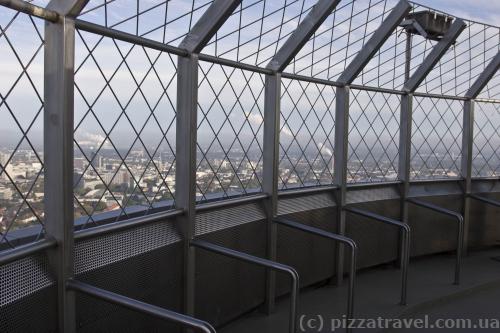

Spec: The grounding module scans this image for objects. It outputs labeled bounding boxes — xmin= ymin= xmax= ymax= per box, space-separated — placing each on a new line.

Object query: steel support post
xmin=333 ymin=86 xmax=350 ymax=286
xmin=176 ymin=54 xmax=199 ymax=317
xmin=398 ymin=93 xmax=413 ymax=251
xmin=460 ymin=99 xmax=474 ymax=256
xmin=43 ymin=7 xmax=77 ymax=333
xmin=262 ymin=73 xmax=281 ymax=313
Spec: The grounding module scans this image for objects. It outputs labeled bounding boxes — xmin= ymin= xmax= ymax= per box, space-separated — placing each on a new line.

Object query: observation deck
xmin=0 ymin=0 xmax=499 ymax=332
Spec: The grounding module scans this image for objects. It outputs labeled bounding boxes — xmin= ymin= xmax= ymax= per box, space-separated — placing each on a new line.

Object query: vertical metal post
xmin=44 ymin=13 xmax=77 ymax=333
xmin=262 ymin=73 xmax=281 ymax=313
xmin=334 ymin=86 xmax=350 ymax=285
xmin=398 ymin=93 xmax=413 ymax=264
xmin=176 ymin=54 xmax=199 ymax=317
xmin=460 ymin=99 xmax=474 ymax=256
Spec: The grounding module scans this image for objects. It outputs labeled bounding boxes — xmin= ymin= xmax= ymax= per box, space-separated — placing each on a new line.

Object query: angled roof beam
xmin=465 ymin=52 xmax=500 ymax=99
xmin=179 ymin=0 xmax=241 ymax=54
xmin=403 ymin=18 xmax=466 ymax=93
xmin=337 ymin=0 xmax=411 ymax=85
xmin=266 ymin=0 xmax=341 ymax=73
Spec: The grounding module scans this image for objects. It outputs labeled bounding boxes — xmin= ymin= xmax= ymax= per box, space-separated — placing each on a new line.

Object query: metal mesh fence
xmin=279 ymin=77 xmax=336 ymax=189
xmin=410 ymin=96 xmax=463 ymax=179
xmin=0 ymin=0 xmax=500 ymax=331
xmin=348 ymin=89 xmax=400 ymax=183
xmin=73 ymin=31 xmax=177 ymax=227
xmin=0 ymin=8 xmax=45 ymax=249
xmin=196 ymin=61 xmax=264 ymax=201
xmin=78 ymin=0 xmax=214 ymax=46
xmin=472 ymin=101 xmax=500 ymax=177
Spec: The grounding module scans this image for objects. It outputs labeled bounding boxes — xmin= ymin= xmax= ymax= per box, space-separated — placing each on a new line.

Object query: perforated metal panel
xmin=75 ymin=220 xmax=181 ymax=275
xmin=74 ymin=219 xmax=184 ymax=333
xmin=346 ymin=184 xmax=400 ymax=204
xmin=0 ymin=253 xmax=57 ymax=333
xmin=195 ymin=202 xmax=266 ymax=236
xmin=278 ymin=191 xmax=336 ymax=216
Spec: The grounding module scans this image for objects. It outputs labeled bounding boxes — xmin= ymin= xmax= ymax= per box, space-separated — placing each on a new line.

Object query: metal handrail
xmin=407 ymin=198 xmax=464 ymax=285
xmin=469 ymin=194 xmax=500 ymax=208
xmin=190 ymin=239 xmax=299 ymax=333
xmin=343 ymin=207 xmax=410 ymax=305
xmin=273 ymin=218 xmax=356 ymax=323
xmin=66 ymin=279 xmax=216 ymax=333
xmin=0 ymin=238 xmax=57 ymax=266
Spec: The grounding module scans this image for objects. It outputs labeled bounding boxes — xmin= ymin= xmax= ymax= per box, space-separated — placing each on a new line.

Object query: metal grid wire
xmin=283 ymin=0 xmax=500 ymax=98
xmin=279 ymin=77 xmax=336 ymax=189
xmin=480 ymin=73 xmax=500 ymax=100
xmin=472 ymin=102 xmax=500 ymax=178
xmin=410 ymin=96 xmax=463 ymax=180
xmin=0 ymin=8 xmax=45 ymax=249
xmin=203 ymin=0 xmax=315 ymax=67
xmin=196 ymin=61 xmax=265 ymax=201
xmin=285 ymin=0 xmax=401 ymax=83
xmin=411 ymin=3 xmax=500 ymax=97
xmin=73 ymin=31 xmax=177 ymax=227
xmin=347 ymin=89 xmax=400 ymax=183
xmin=78 ymin=0 xmax=214 ymax=46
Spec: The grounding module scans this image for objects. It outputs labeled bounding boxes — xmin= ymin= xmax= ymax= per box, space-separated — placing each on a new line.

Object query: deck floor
xmin=219 ymin=248 xmax=500 ymax=332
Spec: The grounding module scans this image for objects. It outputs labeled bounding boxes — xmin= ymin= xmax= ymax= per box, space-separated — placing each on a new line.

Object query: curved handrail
xmin=343 ymin=206 xmax=410 ymax=305
xmin=274 ymin=218 xmax=357 ymax=323
xmin=407 ymin=198 xmax=464 ymax=285
xmin=190 ymin=239 xmax=299 ymax=333
xmin=66 ymin=279 xmax=216 ymax=333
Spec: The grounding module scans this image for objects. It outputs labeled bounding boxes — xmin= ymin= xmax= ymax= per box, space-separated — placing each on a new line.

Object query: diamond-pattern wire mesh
xmin=285 ymin=0 xmax=401 ymax=82
xmin=279 ymin=78 xmax=335 ymax=189
xmin=196 ymin=61 xmax=264 ymax=202
xmin=347 ymin=89 xmax=399 ymax=183
xmin=73 ymin=30 xmax=177 ymax=228
xmin=0 ymin=8 xmax=45 ymax=249
xmin=410 ymin=3 xmax=500 ymax=97
xmin=410 ymin=96 xmax=463 ymax=180
xmin=78 ymin=0 xmax=214 ymax=47
xmin=472 ymin=102 xmax=500 ymax=178
xmin=283 ymin=0 xmax=500 ymax=99
xmin=203 ymin=0 xmax=314 ymax=67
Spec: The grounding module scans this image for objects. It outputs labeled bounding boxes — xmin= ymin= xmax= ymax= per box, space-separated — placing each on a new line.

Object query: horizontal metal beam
xmin=0 ymin=238 xmax=57 ymax=266
xmin=267 ymin=0 xmax=341 ymax=72
xmin=75 ymin=20 xmax=188 ymax=57
xmin=66 ymin=280 xmax=216 ymax=333
xmin=465 ymin=52 xmax=500 ymax=99
xmin=190 ymin=239 xmax=299 ymax=333
xmin=179 ymin=0 xmax=241 ymax=54
xmin=343 ymin=206 xmax=410 ymax=305
xmin=199 ymin=53 xmax=273 ymax=74
xmin=404 ymin=18 xmax=467 ymax=93
xmin=273 ymin=218 xmax=356 ymax=323
xmin=74 ymin=209 xmax=184 ymax=241
xmin=337 ymin=0 xmax=411 ymax=85
xmin=0 ymin=0 xmax=59 ymax=21
xmin=195 ymin=193 xmax=268 ymax=212
xmin=406 ymin=198 xmax=463 ymax=285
